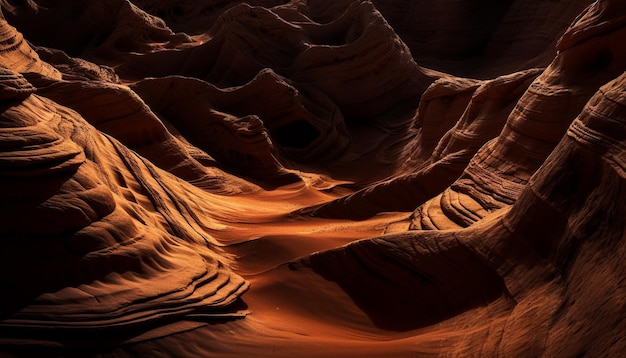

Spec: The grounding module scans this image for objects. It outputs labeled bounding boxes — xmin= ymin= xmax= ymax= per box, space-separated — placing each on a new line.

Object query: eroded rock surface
xmin=0 ymin=69 xmax=247 ymax=340
xmin=0 ymin=0 xmax=624 ymax=357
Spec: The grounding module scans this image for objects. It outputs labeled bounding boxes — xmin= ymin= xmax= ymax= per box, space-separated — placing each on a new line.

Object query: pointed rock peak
xmin=0 ymin=18 xmax=60 ymax=79
xmin=557 ymin=0 xmax=626 ymax=51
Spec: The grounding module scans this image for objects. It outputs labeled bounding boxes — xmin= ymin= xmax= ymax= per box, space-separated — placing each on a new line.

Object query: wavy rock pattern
xmin=130 ymin=74 xmax=304 ymax=186
xmin=0 ymin=17 xmax=261 ymax=192
xmin=0 ymin=0 xmax=624 ymax=356
xmin=286 ymin=67 xmax=626 ymax=357
xmin=11 ymin=0 xmax=432 ymax=120
xmin=23 ymin=73 xmax=258 ymax=193
xmin=112 ymin=1 xmax=433 ymax=123
xmin=410 ymin=1 xmax=626 ymax=230
xmin=132 ymin=69 xmax=348 ymax=163
xmin=498 ymin=71 xmax=626 ymax=357
xmin=2 ymin=0 xmax=434 ymax=178
xmin=0 ymin=69 xmax=247 ymax=338
xmin=0 ymin=19 xmax=60 ymax=79
xmin=298 ymin=69 xmax=541 ymax=219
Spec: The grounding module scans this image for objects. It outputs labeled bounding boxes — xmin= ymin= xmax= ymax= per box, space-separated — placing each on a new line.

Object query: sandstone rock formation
xmin=297 ymin=68 xmax=542 ymax=219
xmin=0 ymin=0 xmax=624 ymax=357
xmin=410 ymin=0 xmax=626 ymax=230
xmin=0 ymin=68 xmax=247 ymax=342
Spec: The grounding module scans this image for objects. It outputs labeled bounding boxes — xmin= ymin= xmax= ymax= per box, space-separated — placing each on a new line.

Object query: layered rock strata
xmin=297 ymin=69 xmax=541 ymax=219
xmin=0 ymin=0 xmax=624 ymax=356
xmin=410 ymin=0 xmax=626 ymax=230
xmin=0 ymin=69 xmax=248 ymax=339
xmin=292 ymin=68 xmax=626 ymax=357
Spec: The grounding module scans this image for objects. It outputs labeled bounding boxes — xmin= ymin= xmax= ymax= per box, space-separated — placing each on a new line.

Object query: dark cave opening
xmin=271 ymin=120 xmax=320 ymax=149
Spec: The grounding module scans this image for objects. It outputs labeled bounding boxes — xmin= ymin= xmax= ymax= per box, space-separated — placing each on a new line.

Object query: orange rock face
xmin=0 ymin=0 xmax=624 ymax=357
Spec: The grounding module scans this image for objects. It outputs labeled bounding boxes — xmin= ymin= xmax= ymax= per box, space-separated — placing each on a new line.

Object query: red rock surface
xmin=0 ymin=0 xmax=624 ymax=356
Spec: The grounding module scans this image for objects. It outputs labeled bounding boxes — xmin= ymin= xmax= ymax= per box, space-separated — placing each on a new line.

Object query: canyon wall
xmin=0 ymin=0 xmax=624 ymax=356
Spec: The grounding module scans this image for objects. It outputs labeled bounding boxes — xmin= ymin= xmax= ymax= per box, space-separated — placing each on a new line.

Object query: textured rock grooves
xmin=409 ymin=2 xmax=626 ymax=231
xmin=299 ymin=69 xmax=542 ymax=219
xmin=0 ymin=0 xmax=625 ymax=356
xmin=130 ymin=68 xmax=349 ymax=165
xmin=0 ymin=69 xmax=247 ymax=338
xmin=23 ymin=72 xmax=260 ymax=194
xmin=304 ymin=70 xmax=626 ymax=354
xmin=0 ymin=19 xmax=60 ymax=79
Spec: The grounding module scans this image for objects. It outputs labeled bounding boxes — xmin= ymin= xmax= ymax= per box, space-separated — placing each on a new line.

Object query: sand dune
xmin=0 ymin=0 xmax=625 ymax=357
